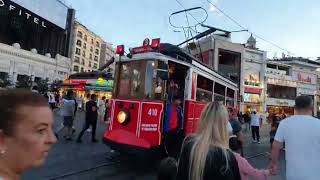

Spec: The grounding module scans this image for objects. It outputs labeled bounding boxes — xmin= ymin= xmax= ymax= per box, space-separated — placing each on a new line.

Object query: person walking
xmin=77 ymin=94 xmax=99 ymax=143
xmin=60 ymin=90 xmax=76 ymax=140
xmin=228 ymin=108 xmax=244 ymax=156
xmin=243 ymin=112 xmax=251 ymax=131
xmin=270 ymin=96 xmax=320 ymax=180
xmin=98 ymin=96 xmax=106 ymax=122
xmin=177 ymin=102 xmax=241 ymax=180
xmin=250 ymin=111 xmax=261 ymax=143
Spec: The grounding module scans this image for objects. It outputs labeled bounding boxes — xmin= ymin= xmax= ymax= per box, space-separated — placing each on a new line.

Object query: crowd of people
xmin=157 ymin=96 xmax=320 ymax=180
xmin=0 ymin=87 xmax=319 ymax=180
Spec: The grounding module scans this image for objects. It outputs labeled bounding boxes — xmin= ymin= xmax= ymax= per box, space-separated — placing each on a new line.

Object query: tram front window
xmin=116 ymin=60 xmax=166 ymax=100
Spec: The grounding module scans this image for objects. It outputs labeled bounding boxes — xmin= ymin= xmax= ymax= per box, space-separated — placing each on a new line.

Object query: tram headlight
xmin=117 ymin=111 xmax=130 ymax=125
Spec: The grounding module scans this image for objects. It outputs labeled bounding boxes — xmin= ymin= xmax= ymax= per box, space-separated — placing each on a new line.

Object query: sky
xmin=64 ymin=0 xmax=320 ymax=59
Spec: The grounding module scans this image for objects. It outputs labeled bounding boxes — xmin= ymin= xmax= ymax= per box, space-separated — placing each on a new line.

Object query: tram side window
xmin=214 ymin=83 xmax=226 ymax=103
xmin=196 ymin=75 xmax=213 ymax=102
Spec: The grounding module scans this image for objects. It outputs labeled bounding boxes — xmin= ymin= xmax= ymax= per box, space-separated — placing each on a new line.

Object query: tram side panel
xmin=184 ymin=100 xmax=207 ymax=135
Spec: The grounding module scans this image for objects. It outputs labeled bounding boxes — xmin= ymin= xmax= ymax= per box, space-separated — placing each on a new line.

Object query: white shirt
xmin=274 ymin=115 xmax=320 ymax=180
xmin=250 ymin=113 xmax=260 ymax=126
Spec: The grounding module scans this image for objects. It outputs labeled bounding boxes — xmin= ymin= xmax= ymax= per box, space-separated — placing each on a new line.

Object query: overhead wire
xmin=205 ymin=0 xmax=295 ymax=55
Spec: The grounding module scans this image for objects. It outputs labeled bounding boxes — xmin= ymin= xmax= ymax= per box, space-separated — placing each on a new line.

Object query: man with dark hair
xmin=270 ymin=96 xmax=320 ymax=180
xmin=77 ymin=94 xmax=98 ymax=143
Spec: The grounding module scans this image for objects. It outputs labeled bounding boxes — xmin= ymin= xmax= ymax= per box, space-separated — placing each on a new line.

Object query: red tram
xmin=103 ymin=38 xmax=239 ymax=155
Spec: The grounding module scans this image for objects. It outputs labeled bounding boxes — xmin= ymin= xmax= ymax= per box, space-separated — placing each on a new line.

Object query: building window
xmin=82 ymin=50 xmax=86 ymax=57
xmin=89 ymin=61 xmax=92 ymax=67
xmin=96 ymin=41 xmax=100 ymax=47
xmin=89 ymin=54 xmax=93 ymax=60
xmin=91 ymin=38 xmax=94 ymax=44
xmin=77 ymin=31 xmax=83 ymax=38
xmin=74 ymin=56 xmax=80 ymax=63
xmin=75 ymin=48 xmax=81 ymax=55
xmin=81 ymin=67 xmax=84 ymax=72
xmin=84 ymin=35 xmax=87 ymax=41
xmin=90 ymin=46 xmax=93 ymax=52
xmin=81 ymin=59 xmax=85 ymax=65
xmin=76 ymin=40 xmax=82 ymax=46
xmin=93 ymin=63 xmax=98 ymax=69
xmin=83 ymin=43 xmax=87 ymax=49
xmin=94 ymin=56 xmax=98 ymax=61
xmin=73 ymin=65 xmax=79 ymax=72
xmin=95 ymin=49 xmax=99 ymax=55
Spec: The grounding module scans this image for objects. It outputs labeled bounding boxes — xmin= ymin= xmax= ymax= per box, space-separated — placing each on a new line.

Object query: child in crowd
xmin=157 ymin=157 xmax=178 ymax=180
xmin=229 ymin=136 xmax=269 ymax=180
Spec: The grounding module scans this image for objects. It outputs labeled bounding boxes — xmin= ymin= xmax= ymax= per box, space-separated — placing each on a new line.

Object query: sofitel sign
xmin=0 ymin=0 xmax=47 ymax=28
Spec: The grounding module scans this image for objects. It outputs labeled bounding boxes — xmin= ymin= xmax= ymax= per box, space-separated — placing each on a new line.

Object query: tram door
xmin=162 ymin=62 xmax=188 ymax=157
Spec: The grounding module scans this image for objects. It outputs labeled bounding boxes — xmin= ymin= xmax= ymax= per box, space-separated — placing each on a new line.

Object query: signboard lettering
xmin=0 ymin=0 xmax=47 ymax=28
xmin=148 ymin=109 xmax=158 ymax=116
xmin=141 ymin=123 xmax=158 ymax=132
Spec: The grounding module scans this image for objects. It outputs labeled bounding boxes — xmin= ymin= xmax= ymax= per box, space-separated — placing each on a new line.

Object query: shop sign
xmin=244 ymin=88 xmax=262 ymax=94
xmin=267 ymin=78 xmax=297 ymax=87
xmin=266 ymin=98 xmax=295 ymax=107
xmin=85 ymin=86 xmax=113 ymax=91
xmin=95 ymin=78 xmax=113 ymax=87
xmin=0 ymin=0 xmax=47 ymax=28
xmin=74 ymin=86 xmax=85 ymax=91
xmin=293 ymin=71 xmax=316 ymax=84
xmin=71 ymin=80 xmax=86 ymax=85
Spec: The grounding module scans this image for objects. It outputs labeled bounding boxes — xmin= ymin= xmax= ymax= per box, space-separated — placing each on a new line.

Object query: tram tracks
xmin=45 ymin=151 xmax=270 ymax=180
xmin=44 ymin=154 xmax=157 ymax=180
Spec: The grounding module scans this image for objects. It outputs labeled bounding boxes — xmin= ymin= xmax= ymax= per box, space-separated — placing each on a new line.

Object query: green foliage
xmin=38 ymin=78 xmax=49 ymax=94
xmin=0 ymin=73 xmax=12 ymax=88
xmin=16 ymin=76 xmax=32 ymax=89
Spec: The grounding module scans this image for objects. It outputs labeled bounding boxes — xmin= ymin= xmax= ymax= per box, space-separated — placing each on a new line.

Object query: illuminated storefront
xmin=266 ymin=98 xmax=295 ymax=116
xmin=62 ymin=78 xmax=113 ymax=99
xmin=241 ymin=47 xmax=267 ymax=113
xmin=243 ymin=88 xmax=263 ymax=112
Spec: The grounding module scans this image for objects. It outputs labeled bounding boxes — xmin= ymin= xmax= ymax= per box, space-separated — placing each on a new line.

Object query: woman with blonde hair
xmin=177 ymin=102 xmax=241 ymax=180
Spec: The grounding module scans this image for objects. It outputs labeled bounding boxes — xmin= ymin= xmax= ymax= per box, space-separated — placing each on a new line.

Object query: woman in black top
xmin=177 ymin=102 xmax=241 ymax=180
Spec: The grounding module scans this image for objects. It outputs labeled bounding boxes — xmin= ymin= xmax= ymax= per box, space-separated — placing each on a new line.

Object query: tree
xmin=0 ymin=73 xmax=12 ymax=88
xmin=38 ymin=78 xmax=49 ymax=94
xmin=16 ymin=76 xmax=32 ymax=89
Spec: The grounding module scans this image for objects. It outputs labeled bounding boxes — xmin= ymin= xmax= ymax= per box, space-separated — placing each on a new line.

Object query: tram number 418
xmin=148 ymin=109 xmax=158 ymax=117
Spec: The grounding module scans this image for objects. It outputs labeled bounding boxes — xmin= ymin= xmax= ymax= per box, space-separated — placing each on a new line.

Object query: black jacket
xmin=177 ymin=137 xmax=241 ymax=180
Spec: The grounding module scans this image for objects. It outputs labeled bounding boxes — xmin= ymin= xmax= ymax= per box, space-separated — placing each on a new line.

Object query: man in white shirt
xmin=270 ymin=96 xmax=320 ymax=180
xmin=250 ymin=111 xmax=261 ymax=143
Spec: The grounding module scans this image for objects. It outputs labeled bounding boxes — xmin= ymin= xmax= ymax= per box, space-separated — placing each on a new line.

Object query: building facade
xmin=270 ymin=57 xmax=320 ymax=116
xmin=100 ymin=42 xmax=115 ymax=73
xmin=0 ymin=0 xmax=74 ymax=84
xmin=265 ymin=62 xmax=297 ymax=116
xmin=242 ymin=47 xmax=267 ymax=113
xmin=189 ymin=33 xmax=244 ymax=108
xmin=71 ymin=21 xmax=105 ymax=73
